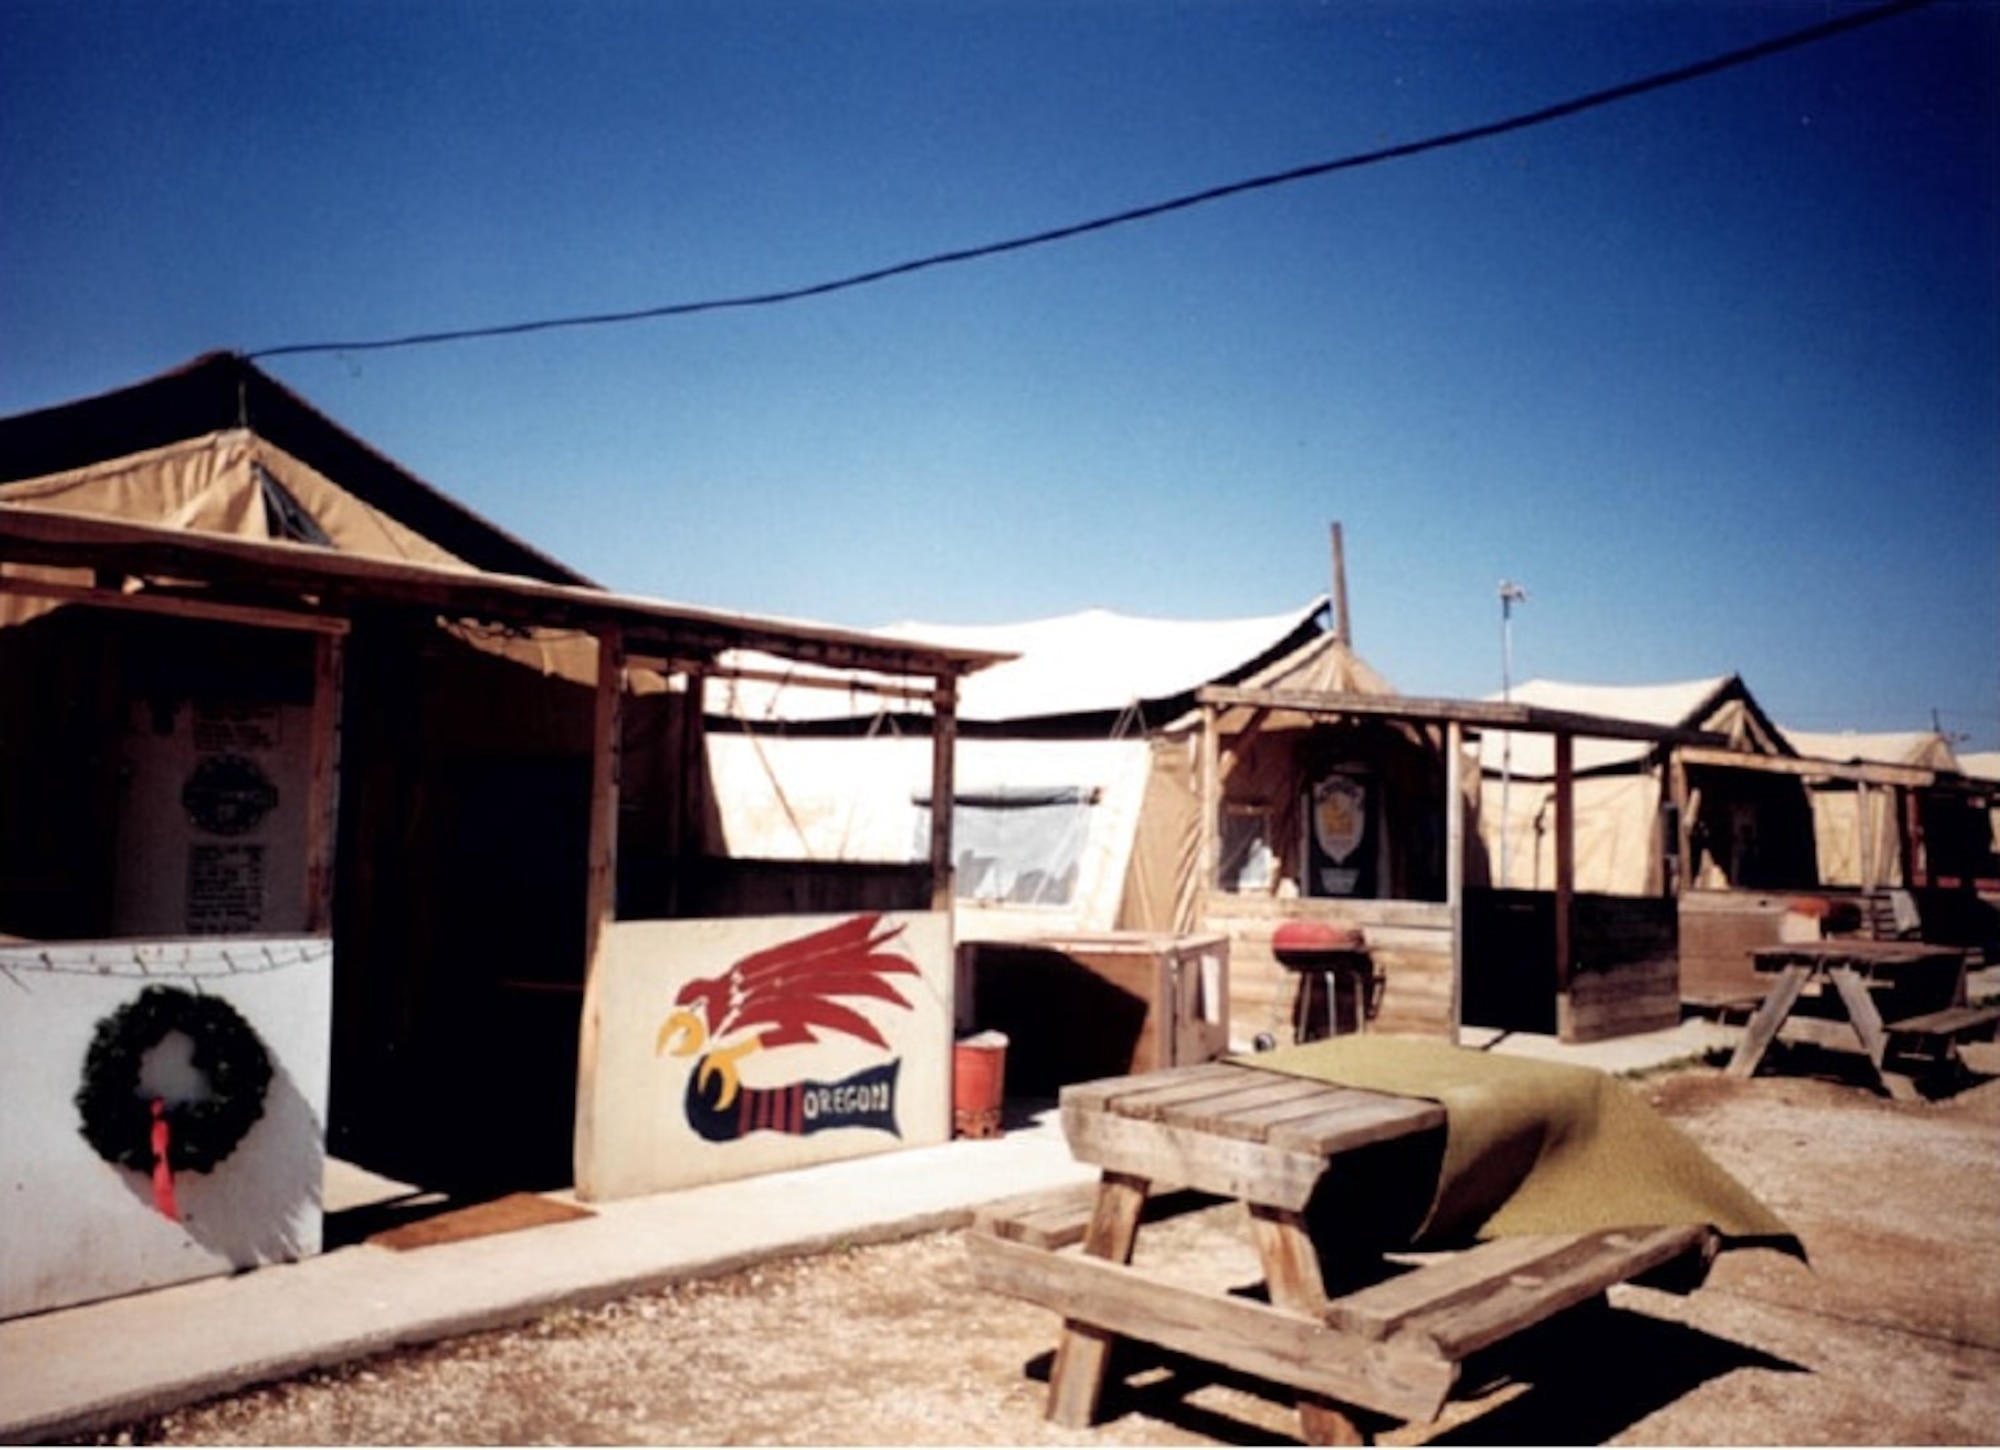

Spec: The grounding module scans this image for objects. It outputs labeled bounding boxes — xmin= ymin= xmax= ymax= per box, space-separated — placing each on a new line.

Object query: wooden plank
xmin=1219 ymin=1081 xmax=1410 ymax=1133
xmin=1331 ymin=1236 xmax=1586 ymax=1341
xmin=1199 ymin=700 xmax=1220 ymax=896
xmin=967 ymin=1234 xmax=1457 ymax=1424
xmin=1827 ymin=966 xmax=1891 ymax=1069
xmin=1194 ymin=684 xmax=1727 ymax=748
xmin=1677 ymin=742 xmax=1934 ymax=788
xmin=1148 ymin=1076 xmax=1345 ymax=1138
xmin=0 ymin=573 xmax=349 ymax=635
xmin=1047 ymin=1173 xmax=1148 ymax=1429
xmin=1888 ymin=1004 xmax=2000 ymax=1040
xmin=1446 ymin=719 xmax=1465 ymax=1041
xmin=1726 ymin=964 xmax=1810 ymax=1078
xmin=301 ymin=630 xmax=342 ymax=935
xmin=1554 ymin=732 xmax=1575 ymax=1027
xmin=1060 ymin=1108 xmax=1328 ymax=1210
xmin=1262 ymin=1093 xmax=1446 ymax=1158
xmin=1403 ymin=1226 xmax=1709 ymax=1362
xmin=973 ymin=1184 xmax=1104 ymax=1250
xmin=1249 ymin=1203 xmax=1366 ymax=1445
xmin=1078 ymin=1065 xmax=1269 ymax=1122
xmin=0 ymin=503 xmax=1012 ymax=682
xmin=975 ymin=1183 xmax=1217 ymax=1252
xmin=1059 ymin=1060 xmax=1245 ymax=1114
xmin=570 ymin=626 xmax=625 ymax=1201
xmin=1754 ymin=941 xmax=1968 ymax=972
xmin=927 ymin=677 xmax=957 ymax=913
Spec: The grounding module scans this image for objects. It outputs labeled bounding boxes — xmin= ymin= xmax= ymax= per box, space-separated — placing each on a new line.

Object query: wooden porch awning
xmin=0 ymin=503 xmax=1011 ymax=683
xmin=1197 ymin=683 xmax=1730 ymax=749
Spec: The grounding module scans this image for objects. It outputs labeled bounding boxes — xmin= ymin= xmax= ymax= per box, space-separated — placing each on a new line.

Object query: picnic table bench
xmin=1725 ymin=940 xmax=1998 ymax=1099
xmin=967 ymin=1059 xmax=1719 ymax=1444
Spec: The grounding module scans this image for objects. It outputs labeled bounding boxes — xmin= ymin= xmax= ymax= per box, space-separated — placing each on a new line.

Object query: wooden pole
xmin=1858 ymin=781 xmax=1877 ymax=892
xmin=1671 ymin=756 xmax=1692 ymax=896
xmin=1446 ymin=720 xmax=1466 ymax=1044
xmin=1328 ymin=522 xmax=1351 ymax=647
xmin=929 ymin=678 xmax=959 ymax=913
xmin=672 ymin=667 xmax=707 ymax=917
xmin=1198 ymin=701 xmax=1221 ymax=901
xmin=573 ymin=625 xmax=625 ymax=1200
xmin=302 ymin=630 xmax=343 ymax=935
xmin=1553 ymin=732 xmax=1576 ymax=1040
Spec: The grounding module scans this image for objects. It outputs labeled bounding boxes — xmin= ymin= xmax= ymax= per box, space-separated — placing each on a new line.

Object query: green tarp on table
xmin=1243 ymin=1036 xmax=1803 ymax=1258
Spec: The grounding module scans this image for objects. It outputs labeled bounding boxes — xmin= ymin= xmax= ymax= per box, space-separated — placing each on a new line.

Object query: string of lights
xmin=247 ymin=0 xmax=1933 ymax=363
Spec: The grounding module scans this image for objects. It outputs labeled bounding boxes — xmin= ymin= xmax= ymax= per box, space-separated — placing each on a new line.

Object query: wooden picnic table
xmin=1725 ymin=939 xmax=1998 ymax=1099
xmin=967 ymin=1058 xmax=1715 ymax=1445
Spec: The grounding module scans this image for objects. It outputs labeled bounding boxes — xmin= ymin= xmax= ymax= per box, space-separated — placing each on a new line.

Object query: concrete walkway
xmin=0 ymin=1022 xmax=1738 ymax=1443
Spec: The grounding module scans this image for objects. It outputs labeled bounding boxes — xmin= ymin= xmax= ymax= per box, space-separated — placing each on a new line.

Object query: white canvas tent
xmin=704 ymin=599 xmax=1338 ymax=946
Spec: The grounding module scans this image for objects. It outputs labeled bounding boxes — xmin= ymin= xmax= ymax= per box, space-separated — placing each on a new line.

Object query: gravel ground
xmin=74 ymin=1056 xmax=2000 ymax=1447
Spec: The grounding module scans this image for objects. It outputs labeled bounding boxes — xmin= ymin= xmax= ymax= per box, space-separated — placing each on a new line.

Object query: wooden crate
xmin=962 ymin=932 xmax=1230 ymax=1095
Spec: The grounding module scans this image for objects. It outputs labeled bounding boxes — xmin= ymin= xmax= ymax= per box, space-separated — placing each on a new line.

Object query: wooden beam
xmin=674 ymin=668 xmax=708 ymax=917
xmin=1446 ymin=720 xmax=1465 ymax=1044
xmin=1197 ymin=684 xmax=1727 ymax=748
xmin=1329 ymin=522 xmax=1351 ymax=648
xmin=1858 ymin=781 xmax=1878 ymax=893
xmin=1199 ymin=701 xmax=1221 ymax=898
xmin=302 ymin=631 xmax=343 ymax=934
xmin=573 ymin=625 xmax=625 ymax=1199
xmin=1676 ymin=743 xmax=1932 ymax=789
xmin=0 ymin=504 xmax=1006 ymax=683
xmin=929 ymin=678 xmax=958 ymax=913
xmin=1669 ymin=755 xmax=1691 ymax=897
xmin=1899 ymin=785 xmax=1921 ymax=889
xmin=0 ymin=574 xmax=347 ymax=635
xmin=638 ymin=655 xmax=940 ymax=703
xmin=1553 ymin=733 xmax=1576 ymax=1041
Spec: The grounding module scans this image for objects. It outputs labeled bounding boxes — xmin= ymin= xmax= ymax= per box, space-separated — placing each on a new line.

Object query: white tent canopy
xmin=709 ymin=598 xmax=1329 ymax=726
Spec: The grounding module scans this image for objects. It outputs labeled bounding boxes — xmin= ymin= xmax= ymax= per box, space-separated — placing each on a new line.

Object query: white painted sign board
xmin=580 ymin=911 xmax=952 ymax=1199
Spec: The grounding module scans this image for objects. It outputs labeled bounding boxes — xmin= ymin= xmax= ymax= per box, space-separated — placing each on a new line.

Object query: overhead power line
xmin=248 ymin=0 xmax=1933 ymax=362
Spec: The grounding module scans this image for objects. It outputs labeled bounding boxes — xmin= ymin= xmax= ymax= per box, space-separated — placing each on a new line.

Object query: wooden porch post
xmin=672 ymin=666 xmax=707 ymax=917
xmin=1897 ymin=785 xmax=1921 ymax=888
xmin=1553 ymin=732 xmax=1576 ymax=1040
xmin=1671 ymin=756 xmax=1693 ymax=895
xmin=303 ymin=629 xmax=344 ymax=934
xmin=1858 ymin=780 xmax=1878 ymax=892
xmin=1198 ymin=701 xmax=1220 ymax=899
xmin=929 ymin=677 xmax=958 ymax=913
xmin=1446 ymin=720 xmax=1466 ymax=1044
xmin=573 ymin=625 xmax=625 ymax=1199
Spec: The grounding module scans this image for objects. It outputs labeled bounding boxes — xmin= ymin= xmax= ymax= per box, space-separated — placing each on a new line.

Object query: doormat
xmin=367 ymin=1192 xmax=595 ymax=1251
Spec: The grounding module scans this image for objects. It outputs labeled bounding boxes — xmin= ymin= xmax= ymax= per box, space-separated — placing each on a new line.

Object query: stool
xmin=1270 ymin=920 xmax=1373 ymax=1045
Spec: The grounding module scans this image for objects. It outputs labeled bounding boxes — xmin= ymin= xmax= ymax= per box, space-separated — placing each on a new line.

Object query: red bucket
xmin=952 ymin=1032 xmax=1008 ymax=1140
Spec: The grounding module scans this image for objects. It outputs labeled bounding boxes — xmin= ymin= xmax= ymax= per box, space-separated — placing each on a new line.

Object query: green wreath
xmin=75 ymin=985 xmax=274 ymax=1174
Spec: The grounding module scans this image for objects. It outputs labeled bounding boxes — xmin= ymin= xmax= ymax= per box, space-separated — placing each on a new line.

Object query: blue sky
xmin=3 ymin=0 xmax=1995 ymax=749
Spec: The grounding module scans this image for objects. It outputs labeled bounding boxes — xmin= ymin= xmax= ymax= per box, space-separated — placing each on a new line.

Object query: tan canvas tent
xmin=1 ymin=354 xmax=1004 ymax=1205
xmin=1476 ymin=675 xmax=1807 ymax=896
xmin=1783 ymin=728 xmax=1965 ymax=890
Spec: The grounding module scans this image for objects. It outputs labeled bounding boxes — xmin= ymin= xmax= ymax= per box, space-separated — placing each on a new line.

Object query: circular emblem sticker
xmin=181 ymin=754 xmax=280 ymax=836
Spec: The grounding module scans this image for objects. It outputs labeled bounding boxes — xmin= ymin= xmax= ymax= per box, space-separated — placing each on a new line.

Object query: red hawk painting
xmin=656 ymin=913 xmax=920 ymax=1109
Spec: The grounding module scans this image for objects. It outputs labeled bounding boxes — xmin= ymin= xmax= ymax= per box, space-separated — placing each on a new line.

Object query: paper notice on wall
xmin=192 ymin=703 xmax=283 ymax=754
xmin=112 ymin=694 xmax=310 ymax=938
xmin=186 ymin=844 xmax=267 ymax=933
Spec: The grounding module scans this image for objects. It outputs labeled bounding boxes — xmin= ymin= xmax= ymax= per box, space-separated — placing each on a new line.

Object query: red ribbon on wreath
xmin=149 ymin=1097 xmax=180 ymax=1222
